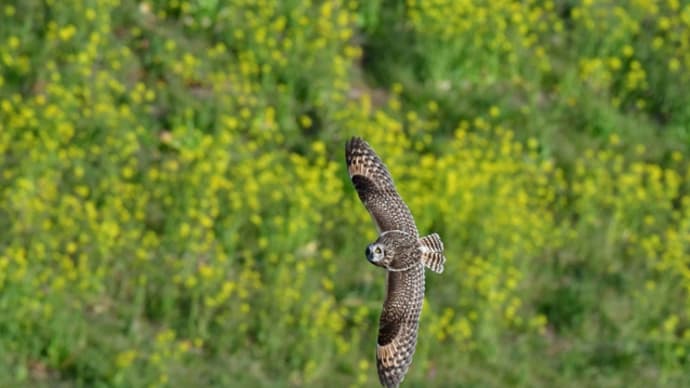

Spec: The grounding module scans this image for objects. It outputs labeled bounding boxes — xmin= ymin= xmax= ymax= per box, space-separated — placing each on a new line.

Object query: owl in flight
xmin=345 ymin=137 xmax=446 ymax=387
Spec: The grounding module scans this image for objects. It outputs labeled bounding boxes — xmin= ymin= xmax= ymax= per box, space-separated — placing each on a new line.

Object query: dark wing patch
xmin=377 ymin=311 xmax=403 ymax=346
xmin=345 ymin=137 xmax=418 ymax=236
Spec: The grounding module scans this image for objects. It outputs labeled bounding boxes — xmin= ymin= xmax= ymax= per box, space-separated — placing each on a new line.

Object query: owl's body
xmin=345 ymin=137 xmax=446 ymax=388
xmin=367 ymin=230 xmax=418 ymax=270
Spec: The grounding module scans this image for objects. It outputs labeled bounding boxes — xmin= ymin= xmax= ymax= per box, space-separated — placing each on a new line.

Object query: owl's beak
xmin=365 ymin=246 xmax=373 ymax=262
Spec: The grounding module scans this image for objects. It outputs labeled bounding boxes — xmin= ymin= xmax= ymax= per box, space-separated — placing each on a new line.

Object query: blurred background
xmin=1 ymin=0 xmax=690 ymax=386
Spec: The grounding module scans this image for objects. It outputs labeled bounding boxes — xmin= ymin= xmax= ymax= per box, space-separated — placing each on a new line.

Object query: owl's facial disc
xmin=366 ymin=243 xmax=385 ymax=264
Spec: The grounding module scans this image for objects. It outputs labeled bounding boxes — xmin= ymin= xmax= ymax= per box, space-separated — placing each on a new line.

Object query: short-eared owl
xmin=345 ymin=137 xmax=446 ymax=388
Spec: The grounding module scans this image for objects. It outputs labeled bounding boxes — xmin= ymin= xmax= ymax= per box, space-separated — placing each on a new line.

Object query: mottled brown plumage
xmin=345 ymin=136 xmax=446 ymax=387
xmin=345 ymin=137 xmax=418 ymax=236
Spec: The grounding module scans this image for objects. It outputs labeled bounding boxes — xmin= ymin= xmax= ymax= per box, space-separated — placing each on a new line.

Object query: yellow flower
xmin=489 ymin=105 xmax=501 ymax=118
xmin=622 ymin=45 xmax=634 ymax=57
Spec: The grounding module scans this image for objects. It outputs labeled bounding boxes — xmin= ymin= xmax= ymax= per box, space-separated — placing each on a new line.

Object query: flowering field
xmin=2 ymin=0 xmax=690 ymax=386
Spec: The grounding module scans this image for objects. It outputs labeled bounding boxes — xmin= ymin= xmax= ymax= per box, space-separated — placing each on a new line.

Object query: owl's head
xmin=365 ymin=230 xmax=418 ymax=271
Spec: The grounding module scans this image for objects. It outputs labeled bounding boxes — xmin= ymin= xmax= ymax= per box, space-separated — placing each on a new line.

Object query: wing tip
xmin=345 ymin=136 xmax=366 ymax=156
xmin=376 ymin=323 xmax=417 ymax=387
xmin=376 ymin=357 xmax=408 ymax=388
xmin=345 ymin=136 xmax=374 ymax=178
xmin=376 ymin=346 xmax=406 ymax=388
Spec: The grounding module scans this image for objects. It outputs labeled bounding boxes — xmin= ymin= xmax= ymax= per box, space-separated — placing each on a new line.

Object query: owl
xmin=345 ymin=136 xmax=446 ymax=388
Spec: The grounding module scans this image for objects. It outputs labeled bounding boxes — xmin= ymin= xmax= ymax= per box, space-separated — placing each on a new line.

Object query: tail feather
xmin=419 ymin=233 xmax=445 ymax=273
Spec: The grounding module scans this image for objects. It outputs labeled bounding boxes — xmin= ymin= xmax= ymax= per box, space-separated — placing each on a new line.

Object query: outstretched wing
xmin=345 ymin=137 xmax=418 ymax=236
xmin=376 ymin=266 xmax=425 ymax=387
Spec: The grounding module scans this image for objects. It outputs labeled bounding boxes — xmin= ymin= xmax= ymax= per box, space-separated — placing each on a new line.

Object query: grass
xmin=1 ymin=0 xmax=690 ymax=387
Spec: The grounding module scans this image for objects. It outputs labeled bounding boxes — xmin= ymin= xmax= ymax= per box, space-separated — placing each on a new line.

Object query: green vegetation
xmin=2 ymin=0 xmax=690 ymax=386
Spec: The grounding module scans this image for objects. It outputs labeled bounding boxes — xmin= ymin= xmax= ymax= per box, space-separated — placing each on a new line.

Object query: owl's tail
xmin=419 ymin=233 xmax=446 ymax=273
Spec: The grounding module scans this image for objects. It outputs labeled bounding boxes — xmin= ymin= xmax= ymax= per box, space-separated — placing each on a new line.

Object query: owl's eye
xmin=374 ymin=246 xmax=382 ymax=255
